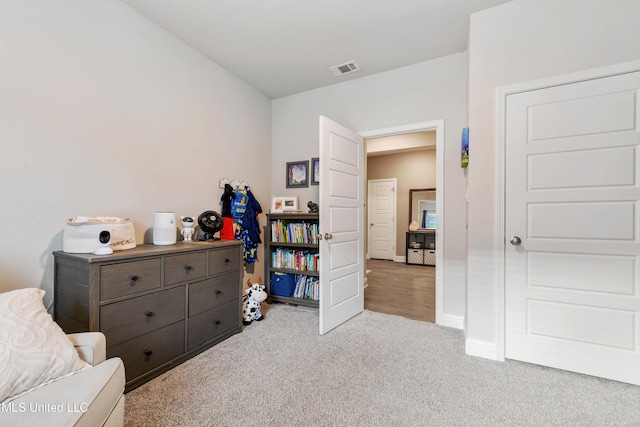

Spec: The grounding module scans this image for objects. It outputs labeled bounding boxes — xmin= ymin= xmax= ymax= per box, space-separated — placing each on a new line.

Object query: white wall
xmin=0 ymin=1 xmax=272 ymax=310
xmin=466 ymin=0 xmax=640 ymax=357
xmin=272 ymin=53 xmax=468 ymax=326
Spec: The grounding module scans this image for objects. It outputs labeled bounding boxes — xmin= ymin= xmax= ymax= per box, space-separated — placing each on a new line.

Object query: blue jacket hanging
xmin=237 ymin=187 xmax=262 ymax=263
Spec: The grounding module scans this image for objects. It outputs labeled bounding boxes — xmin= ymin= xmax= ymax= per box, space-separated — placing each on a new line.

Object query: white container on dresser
xmin=53 ymin=240 xmax=243 ymax=392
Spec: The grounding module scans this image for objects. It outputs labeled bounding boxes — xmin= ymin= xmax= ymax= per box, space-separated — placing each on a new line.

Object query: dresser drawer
xmin=100 ymin=258 xmax=161 ymax=300
xmin=187 ymin=300 xmax=239 ymax=351
xmin=209 ymin=247 xmax=241 ymax=275
xmin=188 ymin=272 xmax=240 ymax=317
xmin=164 ymin=252 xmax=207 ymax=286
xmin=107 ymin=321 xmax=185 ymax=382
xmin=100 ymin=286 xmax=185 ymax=346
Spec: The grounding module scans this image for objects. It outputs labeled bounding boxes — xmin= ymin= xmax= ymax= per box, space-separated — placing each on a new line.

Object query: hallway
xmin=364 ymin=259 xmax=435 ymax=323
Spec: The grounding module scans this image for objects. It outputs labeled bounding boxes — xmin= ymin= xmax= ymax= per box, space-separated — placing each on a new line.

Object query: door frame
xmin=367 ymin=178 xmax=397 ymax=261
xmin=360 ymin=120 xmax=445 ymax=325
xmin=496 ymin=60 xmax=640 ymax=362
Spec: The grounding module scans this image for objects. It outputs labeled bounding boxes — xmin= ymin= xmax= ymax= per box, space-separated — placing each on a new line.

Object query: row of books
xmin=293 ymin=275 xmax=319 ymax=300
xmin=272 ymin=248 xmax=319 ymax=271
xmin=271 ymin=220 xmax=319 ymax=244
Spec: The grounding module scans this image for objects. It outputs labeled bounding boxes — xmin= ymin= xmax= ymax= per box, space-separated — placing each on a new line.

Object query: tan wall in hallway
xmin=367 ymin=150 xmax=436 ymax=257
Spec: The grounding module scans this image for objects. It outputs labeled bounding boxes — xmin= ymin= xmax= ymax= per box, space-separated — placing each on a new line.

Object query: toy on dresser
xmin=180 ymin=216 xmax=195 ymax=242
xmin=242 ymin=278 xmax=267 ymax=325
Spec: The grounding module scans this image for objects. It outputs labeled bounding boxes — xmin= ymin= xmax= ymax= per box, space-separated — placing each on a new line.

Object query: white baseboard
xmin=440 ymin=314 xmax=464 ymax=330
xmin=465 ymin=338 xmax=500 ymax=361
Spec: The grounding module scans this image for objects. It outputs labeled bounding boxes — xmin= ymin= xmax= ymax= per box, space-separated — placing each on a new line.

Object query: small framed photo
xmin=311 ymin=157 xmax=319 ymax=185
xmin=461 ymin=127 xmax=469 ymax=168
xmin=272 ymin=196 xmax=299 ymax=213
xmin=286 ymin=160 xmax=309 ymax=188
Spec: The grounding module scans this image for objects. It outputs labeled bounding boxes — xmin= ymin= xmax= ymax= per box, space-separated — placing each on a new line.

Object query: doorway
xmin=361 ymin=120 xmax=444 ymax=324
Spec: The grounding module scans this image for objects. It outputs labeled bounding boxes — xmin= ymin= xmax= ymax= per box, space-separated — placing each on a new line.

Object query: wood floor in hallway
xmin=365 ymin=259 xmax=435 ymax=323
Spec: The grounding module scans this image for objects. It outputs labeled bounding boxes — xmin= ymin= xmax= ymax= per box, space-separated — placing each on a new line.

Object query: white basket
xmin=424 ymin=250 xmax=436 ymax=265
xmin=407 ymin=249 xmax=424 ymax=264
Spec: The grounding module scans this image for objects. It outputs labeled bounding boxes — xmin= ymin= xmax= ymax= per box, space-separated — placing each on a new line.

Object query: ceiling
xmin=120 ymin=0 xmax=512 ymax=99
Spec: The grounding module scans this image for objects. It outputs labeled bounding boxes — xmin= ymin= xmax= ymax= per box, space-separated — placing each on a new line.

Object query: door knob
xmin=324 ymin=233 xmax=333 ymax=240
xmin=510 ymin=236 xmax=522 ymax=246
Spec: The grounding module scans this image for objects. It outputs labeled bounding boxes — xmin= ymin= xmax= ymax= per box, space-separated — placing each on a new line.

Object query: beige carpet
xmin=125 ymin=303 xmax=640 ymax=426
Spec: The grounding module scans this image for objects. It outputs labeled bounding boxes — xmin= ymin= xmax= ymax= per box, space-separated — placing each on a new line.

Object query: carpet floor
xmin=124 ymin=304 xmax=640 ymax=427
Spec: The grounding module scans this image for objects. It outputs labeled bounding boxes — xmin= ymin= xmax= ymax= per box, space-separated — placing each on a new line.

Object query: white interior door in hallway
xmin=368 ymin=178 xmax=396 ymax=260
xmin=502 ymin=63 xmax=640 ymax=385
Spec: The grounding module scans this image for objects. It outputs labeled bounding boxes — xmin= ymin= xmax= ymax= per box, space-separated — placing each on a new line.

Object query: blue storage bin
xmin=270 ymin=273 xmax=296 ymax=297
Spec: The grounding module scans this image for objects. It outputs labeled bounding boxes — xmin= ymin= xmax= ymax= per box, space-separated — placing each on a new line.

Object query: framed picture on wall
xmin=286 ymin=160 xmax=309 ymax=188
xmin=461 ymin=127 xmax=469 ymax=168
xmin=311 ymin=157 xmax=319 ymax=185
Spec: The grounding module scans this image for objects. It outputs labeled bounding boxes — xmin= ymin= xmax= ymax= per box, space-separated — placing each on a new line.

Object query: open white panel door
xmin=319 ymin=116 xmax=365 ymax=335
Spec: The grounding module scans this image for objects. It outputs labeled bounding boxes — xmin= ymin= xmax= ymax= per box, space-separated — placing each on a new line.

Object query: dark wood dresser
xmin=53 ymin=240 xmax=243 ymax=391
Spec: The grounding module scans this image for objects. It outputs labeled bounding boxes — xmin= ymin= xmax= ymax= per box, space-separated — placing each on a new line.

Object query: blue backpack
xmin=230 ymin=189 xmax=248 ymax=218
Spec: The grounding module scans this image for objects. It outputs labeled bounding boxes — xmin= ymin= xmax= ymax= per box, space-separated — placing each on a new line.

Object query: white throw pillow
xmin=0 ymin=288 xmax=90 ymax=403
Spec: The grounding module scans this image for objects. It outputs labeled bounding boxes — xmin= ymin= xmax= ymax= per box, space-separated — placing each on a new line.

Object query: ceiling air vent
xmin=329 ymin=61 xmax=360 ymax=76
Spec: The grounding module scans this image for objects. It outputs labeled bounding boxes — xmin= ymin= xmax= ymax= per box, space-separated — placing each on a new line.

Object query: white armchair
xmin=1 ymin=332 xmax=125 ymax=427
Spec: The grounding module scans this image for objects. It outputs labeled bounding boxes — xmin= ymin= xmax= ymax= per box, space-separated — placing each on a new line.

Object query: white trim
xmin=360 ymin=119 xmax=445 ymax=325
xmin=465 ymin=338 xmax=500 ymax=361
xmin=495 ymin=60 xmax=640 ymax=362
xmin=360 ymin=122 xmax=439 ymax=139
xmin=441 ymin=314 xmax=464 ymax=330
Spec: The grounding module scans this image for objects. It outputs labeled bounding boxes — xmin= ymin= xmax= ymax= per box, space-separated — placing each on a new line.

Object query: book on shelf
xmin=269 ymin=273 xmax=319 ymax=301
xmin=271 ymin=220 xmax=319 ymax=245
xmin=292 ymin=275 xmax=319 ymax=301
xmin=272 ymin=248 xmax=319 ymax=271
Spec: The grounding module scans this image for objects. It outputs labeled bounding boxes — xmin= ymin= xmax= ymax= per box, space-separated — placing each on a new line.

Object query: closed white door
xmin=368 ymin=178 xmax=396 ymax=260
xmin=319 ymin=116 xmax=365 ymax=335
xmin=504 ymin=69 xmax=640 ymax=384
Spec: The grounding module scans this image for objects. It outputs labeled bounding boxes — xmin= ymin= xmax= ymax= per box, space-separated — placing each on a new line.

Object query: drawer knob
xmin=215 ymin=289 xmax=221 ymax=295
xmin=213 ymin=320 xmax=220 ymax=325
xmin=224 ymin=258 xmax=230 ymax=264
xmin=130 ymin=276 xmax=139 ymax=284
xmin=185 ymin=265 xmax=192 ymax=271
xmin=145 ymin=311 xmax=154 ymax=318
xmin=144 ymin=349 xmax=153 ymax=356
